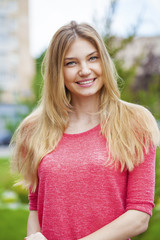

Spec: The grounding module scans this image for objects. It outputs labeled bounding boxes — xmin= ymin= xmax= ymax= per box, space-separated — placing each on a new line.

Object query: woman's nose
xmin=79 ymin=63 xmax=91 ymax=76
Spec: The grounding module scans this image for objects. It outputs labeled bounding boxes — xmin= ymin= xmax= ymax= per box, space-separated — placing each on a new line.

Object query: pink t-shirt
xmin=29 ymin=124 xmax=156 ymax=240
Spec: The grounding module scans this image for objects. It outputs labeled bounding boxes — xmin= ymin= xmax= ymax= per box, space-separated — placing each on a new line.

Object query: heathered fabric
xmin=29 ymin=124 xmax=156 ymax=240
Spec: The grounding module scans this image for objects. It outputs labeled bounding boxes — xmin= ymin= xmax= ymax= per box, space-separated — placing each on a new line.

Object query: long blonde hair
xmin=11 ymin=21 xmax=160 ymax=191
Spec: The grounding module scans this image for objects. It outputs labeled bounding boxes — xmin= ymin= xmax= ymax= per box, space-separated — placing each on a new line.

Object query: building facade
xmin=0 ymin=0 xmax=34 ymax=103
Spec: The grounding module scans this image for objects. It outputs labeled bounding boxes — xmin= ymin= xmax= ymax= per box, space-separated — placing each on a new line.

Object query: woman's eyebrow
xmin=64 ymin=51 xmax=98 ymax=61
xmin=64 ymin=57 xmax=76 ymax=60
xmin=87 ymin=51 xmax=98 ymax=56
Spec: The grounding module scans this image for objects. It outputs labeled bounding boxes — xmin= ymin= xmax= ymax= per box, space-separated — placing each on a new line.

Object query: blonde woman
xmin=11 ymin=21 xmax=160 ymax=240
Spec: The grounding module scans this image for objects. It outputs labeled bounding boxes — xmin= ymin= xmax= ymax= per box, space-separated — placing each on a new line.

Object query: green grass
xmin=0 ymin=157 xmax=29 ymax=239
xmin=0 ymin=208 xmax=29 ymax=240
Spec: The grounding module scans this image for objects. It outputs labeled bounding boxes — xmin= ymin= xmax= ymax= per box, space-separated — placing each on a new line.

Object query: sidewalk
xmin=0 ymin=146 xmax=12 ymax=158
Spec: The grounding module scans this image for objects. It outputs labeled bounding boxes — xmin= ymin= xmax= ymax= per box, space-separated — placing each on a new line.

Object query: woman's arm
xmin=25 ymin=211 xmax=47 ymax=239
xmin=27 ymin=210 xmax=41 ymax=235
xmin=79 ymin=210 xmax=150 ymax=240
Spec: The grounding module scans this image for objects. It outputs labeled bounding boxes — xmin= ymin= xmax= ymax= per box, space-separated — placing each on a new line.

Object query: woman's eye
xmin=89 ymin=56 xmax=98 ymax=61
xmin=65 ymin=61 xmax=76 ymax=66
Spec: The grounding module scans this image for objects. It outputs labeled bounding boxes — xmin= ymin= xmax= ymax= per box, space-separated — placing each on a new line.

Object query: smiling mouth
xmin=76 ymin=78 xmax=96 ymax=85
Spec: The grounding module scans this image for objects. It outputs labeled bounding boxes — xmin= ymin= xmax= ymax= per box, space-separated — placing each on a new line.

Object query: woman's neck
xmin=72 ymin=93 xmax=99 ymax=112
xmin=65 ymin=95 xmax=100 ymax=134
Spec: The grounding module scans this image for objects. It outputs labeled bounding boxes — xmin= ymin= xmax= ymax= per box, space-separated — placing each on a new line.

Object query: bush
xmin=0 ymin=158 xmax=28 ymax=205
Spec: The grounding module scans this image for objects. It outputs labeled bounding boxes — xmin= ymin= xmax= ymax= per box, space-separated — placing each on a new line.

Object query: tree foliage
xmin=101 ymin=0 xmax=160 ymax=119
xmin=31 ymin=52 xmax=45 ymax=105
xmin=101 ymin=0 xmax=138 ymax=103
xmin=132 ymin=51 xmax=160 ymax=119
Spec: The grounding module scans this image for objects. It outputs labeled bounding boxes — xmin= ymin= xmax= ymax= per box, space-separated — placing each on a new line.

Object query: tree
xmin=31 ymin=51 xmax=45 ymax=105
xmin=132 ymin=51 xmax=160 ymax=119
xmin=100 ymin=0 xmax=138 ymax=102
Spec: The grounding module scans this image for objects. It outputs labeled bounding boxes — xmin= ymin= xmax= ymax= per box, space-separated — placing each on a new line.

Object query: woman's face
xmin=63 ymin=37 xmax=103 ymax=101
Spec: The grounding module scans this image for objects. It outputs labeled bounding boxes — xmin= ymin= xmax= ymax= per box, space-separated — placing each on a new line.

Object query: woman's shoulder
xmin=120 ymin=100 xmax=155 ymax=120
xmin=120 ymin=100 xmax=160 ymax=146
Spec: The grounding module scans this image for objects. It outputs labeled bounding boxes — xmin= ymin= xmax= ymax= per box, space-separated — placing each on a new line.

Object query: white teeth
xmin=78 ymin=79 xmax=94 ymax=85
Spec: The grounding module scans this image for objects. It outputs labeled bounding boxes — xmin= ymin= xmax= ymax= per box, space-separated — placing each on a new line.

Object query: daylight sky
xmin=28 ymin=0 xmax=160 ymax=57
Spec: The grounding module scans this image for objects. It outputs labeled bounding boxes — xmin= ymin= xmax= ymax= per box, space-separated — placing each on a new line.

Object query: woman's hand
xmin=24 ymin=232 xmax=47 ymax=240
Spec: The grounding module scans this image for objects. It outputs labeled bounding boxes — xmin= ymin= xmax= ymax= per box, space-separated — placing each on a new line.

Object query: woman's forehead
xmin=64 ymin=37 xmax=98 ymax=58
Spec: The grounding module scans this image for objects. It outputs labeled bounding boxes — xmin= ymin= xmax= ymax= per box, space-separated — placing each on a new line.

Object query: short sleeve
xmin=28 ymin=185 xmax=38 ymax=210
xmin=126 ymin=145 xmax=156 ymax=216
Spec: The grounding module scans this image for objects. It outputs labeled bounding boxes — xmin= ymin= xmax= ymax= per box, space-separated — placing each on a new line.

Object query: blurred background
xmin=0 ymin=0 xmax=160 ymax=239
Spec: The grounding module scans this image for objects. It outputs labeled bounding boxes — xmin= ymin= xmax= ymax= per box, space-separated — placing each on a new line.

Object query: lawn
xmin=0 ymin=151 xmax=160 ymax=240
xmin=0 ymin=208 xmax=29 ymax=240
xmin=0 ymin=157 xmax=29 ymax=240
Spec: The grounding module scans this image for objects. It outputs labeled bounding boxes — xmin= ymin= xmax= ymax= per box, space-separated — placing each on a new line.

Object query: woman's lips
xmin=76 ymin=78 xmax=96 ymax=86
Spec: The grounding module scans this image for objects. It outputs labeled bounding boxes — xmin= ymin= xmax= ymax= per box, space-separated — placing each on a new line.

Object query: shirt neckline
xmin=63 ymin=124 xmax=100 ymax=137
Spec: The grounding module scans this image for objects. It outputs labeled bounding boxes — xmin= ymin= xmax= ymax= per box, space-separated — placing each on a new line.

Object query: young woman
xmin=11 ymin=21 xmax=160 ymax=240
